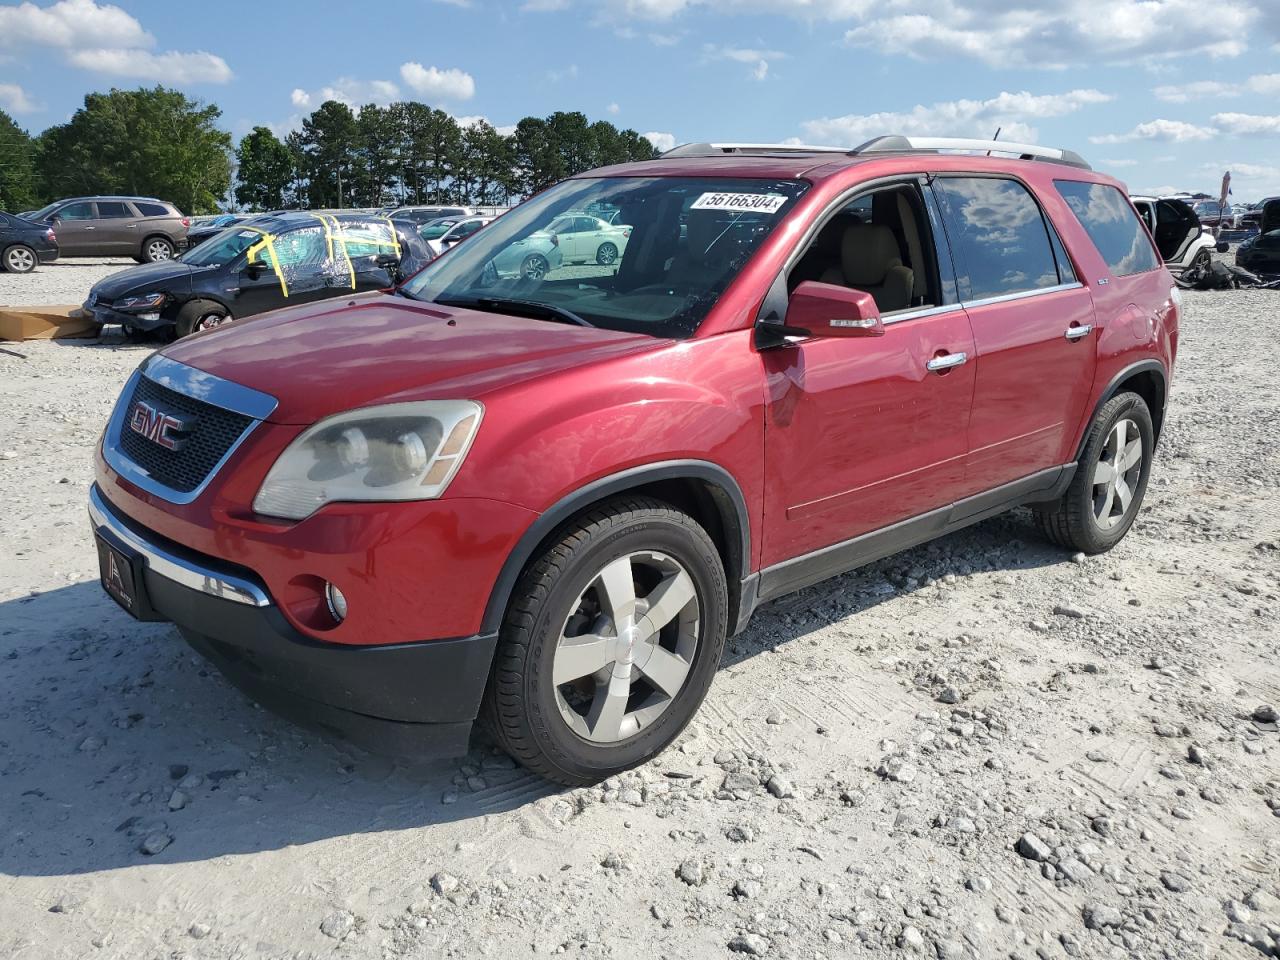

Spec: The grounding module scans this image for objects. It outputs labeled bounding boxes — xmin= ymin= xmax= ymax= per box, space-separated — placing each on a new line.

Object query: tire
xmin=2 ymin=244 xmax=37 ymax=274
xmin=174 ymin=300 xmax=231 ymax=339
xmin=1034 ymin=391 xmax=1154 ymax=554
xmin=595 ymin=242 xmax=618 ymax=265
xmin=142 ymin=236 xmax=175 ymax=263
xmin=483 ymin=496 xmax=728 ymax=785
xmin=521 ymin=254 xmax=549 ymax=280
xmin=1188 ymin=248 xmax=1211 ymax=272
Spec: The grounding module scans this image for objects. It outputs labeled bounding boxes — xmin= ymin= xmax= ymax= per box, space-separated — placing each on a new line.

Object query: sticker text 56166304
xmin=690 ymin=192 xmax=788 ymax=214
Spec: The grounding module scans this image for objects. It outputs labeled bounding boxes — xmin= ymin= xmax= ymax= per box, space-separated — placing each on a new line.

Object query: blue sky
xmin=2 ymin=0 xmax=1279 ymax=200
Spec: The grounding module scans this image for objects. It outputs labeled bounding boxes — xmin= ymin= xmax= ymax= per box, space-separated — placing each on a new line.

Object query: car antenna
xmin=988 ymin=127 xmax=1001 ymax=157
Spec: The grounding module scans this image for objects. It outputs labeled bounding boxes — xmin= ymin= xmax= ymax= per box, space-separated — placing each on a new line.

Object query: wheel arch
xmin=139 ymin=232 xmax=175 ymax=257
xmin=1077 ymin=359 xmax=1168 ymax=460
xmin=480 ymin=460 xmax=752 ymax=637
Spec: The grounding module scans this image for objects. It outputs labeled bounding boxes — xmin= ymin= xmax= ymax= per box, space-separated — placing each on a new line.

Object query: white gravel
xmin=1 ymin=269 xmax=1278 ymax=959
xmin=0 ymin=256 xmax=139 ymax=306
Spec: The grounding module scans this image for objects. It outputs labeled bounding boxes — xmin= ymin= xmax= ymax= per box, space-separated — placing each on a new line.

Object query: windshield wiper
xmin=435 ymin=296 xmax=593 ymax=327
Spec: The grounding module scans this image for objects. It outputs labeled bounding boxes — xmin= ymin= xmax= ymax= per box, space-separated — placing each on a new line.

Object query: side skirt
xmin=745 ymin=464 xmax=1075 ymax=612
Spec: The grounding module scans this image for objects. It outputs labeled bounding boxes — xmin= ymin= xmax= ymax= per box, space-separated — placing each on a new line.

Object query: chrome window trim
xmin=101 ymin=358 xmax=278 ymax=506
xmin=881 ymin=303 xmax=964 ymax=326
xmin=89 ymin=484 xmax=270 ymax=607
xmin=959 ymin=281 xmax=1084 ymax=310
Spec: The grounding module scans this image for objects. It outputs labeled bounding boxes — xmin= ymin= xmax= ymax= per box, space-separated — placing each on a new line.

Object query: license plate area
xmin=95 ymin=531 xmax=164 ymax=621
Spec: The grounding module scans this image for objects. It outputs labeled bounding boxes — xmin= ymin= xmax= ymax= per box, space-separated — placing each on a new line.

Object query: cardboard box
xmin=0 ymin=305 xmax=98 ymax=341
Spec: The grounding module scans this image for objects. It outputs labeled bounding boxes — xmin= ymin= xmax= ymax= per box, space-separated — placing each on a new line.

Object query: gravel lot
xmin=0 ymin=256 xmax=140 ymax=306
xmin=1 ymin=264 xmax=1278 ymax=959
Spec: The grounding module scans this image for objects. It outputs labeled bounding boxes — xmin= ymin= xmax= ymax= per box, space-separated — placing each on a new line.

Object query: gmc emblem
xmin=129 ymin=400 xmax=192 ymax=451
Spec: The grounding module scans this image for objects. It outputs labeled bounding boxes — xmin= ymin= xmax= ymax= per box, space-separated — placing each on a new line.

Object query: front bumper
xmin=89 ymin=483 xmax=498 ymax=757
xmin=83 ymin=299 xmax=172 ymax=331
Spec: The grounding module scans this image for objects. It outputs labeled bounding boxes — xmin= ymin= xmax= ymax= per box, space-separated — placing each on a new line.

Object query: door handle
xmin=125 ymin=223 xmax=138 ymax=229
xmin=84 ymin=226 xmax=96 ymax=230
xmin=926 ymin=352 xmax=968 ymax=372
xmin=1064 ymin=324 xmax=1093 ymax=340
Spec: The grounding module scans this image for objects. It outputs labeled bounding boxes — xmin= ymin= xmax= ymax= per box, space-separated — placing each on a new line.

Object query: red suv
xmin=90 ymin=137 xmax=1178 ymax=785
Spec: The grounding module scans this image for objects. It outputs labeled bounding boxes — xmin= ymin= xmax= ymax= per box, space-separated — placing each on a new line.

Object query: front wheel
xmin=521 ymin=254 xmax=549 ymax=280
xmin=2 ymin=244 xmax=36 ymax=273
xmin=1034 ymin=391 xmax=1154 ymax=553
xmin=483 ymin=496 xmax=728 ymax=785
xmin=174 ymin=300 xmax=231 ymax=338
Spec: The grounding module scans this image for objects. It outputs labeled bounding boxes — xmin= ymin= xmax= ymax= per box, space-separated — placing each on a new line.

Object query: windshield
xmin=403 ymin=176 xmax=808 ymax=338
xmin=420 ymin=218 xmax=460 ymax=240
xmin=25 ymin=201 xmax=62 ymax=222
xmin=181 ymin=227 xmax=262 ymax=266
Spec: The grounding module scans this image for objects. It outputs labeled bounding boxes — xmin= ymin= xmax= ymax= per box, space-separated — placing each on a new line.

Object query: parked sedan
xmin=22 ymin=196 xmax=189 ymax=262
xmin=185 ymin=214 xmax=246 ymax=249
xmin=82 ymin=212 xmax=409 ymax=339
xmin=546 ymin=213 xmax=632 ymax=265
xmin=420 ymin=215 xmax=493 ymax=256
xmin=1236 ymin=199 xmax=1280 ymax=277
xmin=0 ymin=211 xmax=58 ymax=273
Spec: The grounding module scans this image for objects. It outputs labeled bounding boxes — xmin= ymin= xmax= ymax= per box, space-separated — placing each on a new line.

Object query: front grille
xmin=116 ymin=376 xmax=254 ymax=493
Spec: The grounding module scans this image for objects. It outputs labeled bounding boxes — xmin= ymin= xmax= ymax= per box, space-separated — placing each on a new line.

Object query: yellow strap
xmin=381 ymin=216 xmax=402 ymax=259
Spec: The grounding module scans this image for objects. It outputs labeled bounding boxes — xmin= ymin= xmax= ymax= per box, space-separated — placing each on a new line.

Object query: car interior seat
xmin=819 ymin=223 xmax=915 ymax=312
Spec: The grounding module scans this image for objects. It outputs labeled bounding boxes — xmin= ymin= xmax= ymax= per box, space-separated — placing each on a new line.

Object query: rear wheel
xmin=142 ymin=236 xmax=174 ymax=263
xmin=595 ymin=242 xmax=618 ymax=265
xmin=483 ymin=496 xmax=728 ymax=785
xmin=3 ymin=244 xmax=36 ymax=273
xmin=1034 ymin=391 xmax=1154 ymax=553
xmin=521 ymin=254 xmax=549 ymax=280
xmin=174 ymin=300 xmax=231 ymax=338
xmin=1188 ymin=247 xmax=1211 ymax=272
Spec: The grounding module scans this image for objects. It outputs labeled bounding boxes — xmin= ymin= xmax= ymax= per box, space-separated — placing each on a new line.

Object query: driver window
xmin=788 ymin=183 xmax=940 ymax=313
xmin=57 ymin=202 xmax=96 ymax=221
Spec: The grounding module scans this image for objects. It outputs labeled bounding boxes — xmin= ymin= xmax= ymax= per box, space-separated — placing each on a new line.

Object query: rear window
xmin=134 ymin=202 xmax=171 ymax=218
xmin=1054 ymin=181 xmax=1161 ymax=276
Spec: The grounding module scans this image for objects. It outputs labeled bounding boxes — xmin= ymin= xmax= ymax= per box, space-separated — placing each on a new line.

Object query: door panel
xmin=50 ymin=201 xmax=98 ymax=254
xmin=761 ymin=310 xmax=976 ymax=567
xmin=94 ymin=201 xmax=139 ymax=254
xmin=959 ymin=287 xmax=1098 ymax=495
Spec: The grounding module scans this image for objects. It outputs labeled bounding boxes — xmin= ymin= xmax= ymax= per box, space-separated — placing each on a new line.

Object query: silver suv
xmin=22 ymin=196 xmax=189 ymax=262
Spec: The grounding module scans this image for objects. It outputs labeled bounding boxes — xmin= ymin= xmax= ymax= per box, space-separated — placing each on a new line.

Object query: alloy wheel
xmin=522 ymin=255 xmax=548 ymax=280
xmin=147 ymin=240 xmax=172 ymax=261
xmin=552 ymin=550 xmax=699 ymax=744
xmin=596 ymin=243 xmax=618 ymax=265
xmin=195 ymin=312 xmax=229 ymax=332
xmin=5 ymin=247 xmax=35 ymax=272
xmin=1092 ymin=418 xmax=1143 ymax=529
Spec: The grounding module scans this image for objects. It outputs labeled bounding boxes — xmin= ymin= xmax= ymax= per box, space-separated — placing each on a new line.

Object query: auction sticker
xmin=690 ymin=192 xmax=787 ymax=214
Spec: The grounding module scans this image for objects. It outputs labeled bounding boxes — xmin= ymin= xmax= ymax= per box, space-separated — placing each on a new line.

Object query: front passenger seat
xmin=820 ymin=223 xmax=914 ymax=312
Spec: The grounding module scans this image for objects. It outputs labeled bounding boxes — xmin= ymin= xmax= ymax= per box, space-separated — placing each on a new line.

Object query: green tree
xmin=0 ymin=109 xmax=39 ymax=212
xmin=35 ymin=87 xmax=231 ymax=213
xmin=299 ymin=100 xmax=359 ymax=208
xmin=235 ymin=126 xmax=295 ymax=211
xmin=353 ymin=104 xmax=399 ymax=207
xmin=455 ymin=120 xmax=515 ymax=205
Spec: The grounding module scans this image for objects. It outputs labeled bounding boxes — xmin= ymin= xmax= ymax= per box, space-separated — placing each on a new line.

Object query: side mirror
xmin=779 ymin=280 xmax=886 ymax=339
xmin=1215 ymin=241 xmax=1229 ymax=253
xmin=375 ymin=252 xmax=400 ymax=269
xmin=245 ymin=258 xmax=273 ymax=278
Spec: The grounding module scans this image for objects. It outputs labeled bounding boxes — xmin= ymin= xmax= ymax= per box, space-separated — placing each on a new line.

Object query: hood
xmin=160 ymin=294 xmax=662 ymax=424
xmin=90 ymin=260 xmax=199 ymax=302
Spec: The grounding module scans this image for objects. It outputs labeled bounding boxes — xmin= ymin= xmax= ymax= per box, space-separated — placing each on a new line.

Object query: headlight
xmin=252 ymin=400 xmax=483 ymax=520
xmin=115 ymin=292 xmax=167 ymax=310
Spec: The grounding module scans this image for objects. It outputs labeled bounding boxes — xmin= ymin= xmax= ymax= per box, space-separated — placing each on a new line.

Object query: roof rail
xmin=661 ymin=142 xmax=852 ymax=159
xmin=852 ymin=136 xmax=1091 ymax=170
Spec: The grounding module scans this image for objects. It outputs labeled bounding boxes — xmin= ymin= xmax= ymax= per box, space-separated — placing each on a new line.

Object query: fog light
xmin=325 ymin=582 xmax=348 ymax=622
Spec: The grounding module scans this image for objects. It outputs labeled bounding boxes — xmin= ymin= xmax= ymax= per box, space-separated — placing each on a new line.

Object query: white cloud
xmin=644 ymin=131 xmax=677 ymax=152
xmin=291 ymin=88 xmax=311 ymax=109
xmin=1089 ymin=119 xmax=1216 ymax=144
xmin=0 ymin=0 xmax=151 ymax=49
xmin=288 ymin=78 xmax=402 ymax=109
xmin=1101 ymin=158 xmax=1139 ymax=168
xmin=802 ymin=89 xmax=1112 ymax=146
xmin=399 ymin=62 xmax=476 ymax=101
xmin=0 ymin=82 xmax=38 ymax=113
xmin=1154 ymin=73 xmax=1280 ymax=101
xmin=0 ymin=0 xmax=234 ymax=88
xmin=703 ymin=43 xmax=785 ymax=81
xmin=607 ymin=102 xmax=620 ymax=115
xmin=66 ymin=48 xmax=232 ymax=83
xmin=589 ymin=0 xmax=1262 ymax=68
xmin=1211 ymin=112 xmax=1280 ymax=136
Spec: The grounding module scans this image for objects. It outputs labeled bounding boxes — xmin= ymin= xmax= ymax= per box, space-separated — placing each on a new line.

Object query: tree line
xmin=0 ymin=86 xmax=659 ymax=216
